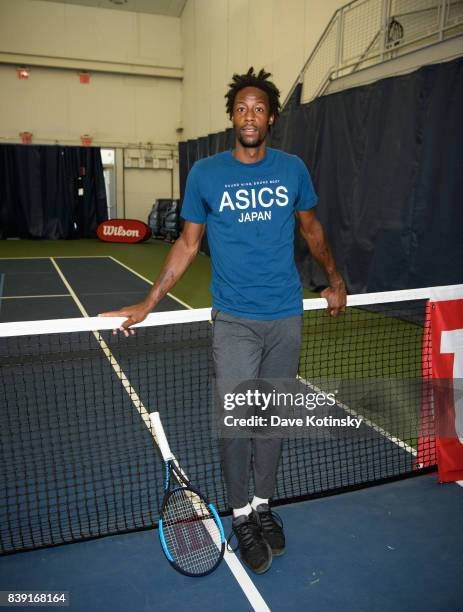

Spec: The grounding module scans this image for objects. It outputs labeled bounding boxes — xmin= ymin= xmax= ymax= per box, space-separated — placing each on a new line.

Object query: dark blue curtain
xmin=178 ymin=57 xmax=463 ymax=292
xmin=0 ymin=145 xmax=107 ymax=239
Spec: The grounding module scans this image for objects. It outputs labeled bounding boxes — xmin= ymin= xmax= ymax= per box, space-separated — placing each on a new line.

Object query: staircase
xmin=285 ymin=0 xmax=463 ymax=106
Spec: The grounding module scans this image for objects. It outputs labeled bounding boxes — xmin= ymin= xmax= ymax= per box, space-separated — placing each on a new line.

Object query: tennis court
xmin=1 ymin=247 xmax=462 ymax=611
xmin=1 ymin=0 xmax=462 ymax=607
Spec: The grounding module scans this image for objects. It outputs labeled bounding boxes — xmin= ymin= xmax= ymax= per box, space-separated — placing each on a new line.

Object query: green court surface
xmin=300 ymin=307 xmax=423 ymax=449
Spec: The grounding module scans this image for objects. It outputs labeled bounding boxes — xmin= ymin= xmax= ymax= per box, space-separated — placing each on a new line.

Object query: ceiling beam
xmin=0 ymin=51 xmax=183 ymax=79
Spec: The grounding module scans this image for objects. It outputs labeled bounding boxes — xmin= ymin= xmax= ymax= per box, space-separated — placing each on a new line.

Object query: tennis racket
xmin=149 ymin=411 xmax=225 ymax=577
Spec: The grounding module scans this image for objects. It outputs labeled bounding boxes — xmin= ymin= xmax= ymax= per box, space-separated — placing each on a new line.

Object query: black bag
xmin=148 ymin=200 xmax=160 ymax=235
xmin=148 ymin=199 xmax=180 ymax=241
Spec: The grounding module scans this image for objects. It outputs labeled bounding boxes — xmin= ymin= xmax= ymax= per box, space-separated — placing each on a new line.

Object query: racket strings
xmin=162 ymin=487 xmax=223 ymax=574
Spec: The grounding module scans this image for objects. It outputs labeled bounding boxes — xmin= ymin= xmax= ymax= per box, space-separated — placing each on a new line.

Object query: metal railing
xmin=285 ymin=0 xmax=463 ymax=106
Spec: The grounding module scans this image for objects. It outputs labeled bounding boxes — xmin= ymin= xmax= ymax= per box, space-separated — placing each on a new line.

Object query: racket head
xmin=159 ymin=480 xmax=225 ymax=577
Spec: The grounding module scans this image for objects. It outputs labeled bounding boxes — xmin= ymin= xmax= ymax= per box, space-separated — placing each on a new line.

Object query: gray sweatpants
xmin=212 ymin=309 xmax=302 ymax=509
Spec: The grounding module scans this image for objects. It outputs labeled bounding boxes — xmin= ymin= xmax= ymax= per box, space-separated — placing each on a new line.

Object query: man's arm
xmin=99 ymin=221 xmax=205 ymax=333
xmin=297 ymin=209 xmax=346 ymax=317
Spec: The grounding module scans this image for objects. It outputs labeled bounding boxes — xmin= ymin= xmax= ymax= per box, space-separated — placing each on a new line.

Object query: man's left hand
xmin=320 ymin=284 xmax=347 ymax=317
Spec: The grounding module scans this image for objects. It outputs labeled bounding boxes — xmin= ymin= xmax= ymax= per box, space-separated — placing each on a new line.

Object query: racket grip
xmin=149 ymin=412 xmax=173 ymax=461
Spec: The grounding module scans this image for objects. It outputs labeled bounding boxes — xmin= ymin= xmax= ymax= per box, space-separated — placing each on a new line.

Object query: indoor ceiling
xmin=34 ymin=0 xmax=187 ymax=17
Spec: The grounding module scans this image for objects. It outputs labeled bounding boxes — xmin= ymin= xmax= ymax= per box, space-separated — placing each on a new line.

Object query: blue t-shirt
xmin=181 ymin=148 xmax=318 ymax=319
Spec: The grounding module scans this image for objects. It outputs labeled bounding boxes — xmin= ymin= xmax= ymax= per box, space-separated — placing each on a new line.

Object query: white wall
xmin=123 ymin=146 xmax=179 ymax=220
xmin=0 ymin=0 xmax=182 ymax=145
xmin=0 ymin=0 xmax=346 ymax=215
xmin=0 ymin=64 xmax=181 ymax=145
xmin=180 ymin=0 xmax=345 ymax=140
xmin=0 ymin=0 xmax=183 ymax=220
xmin=125 ymin=169 xmax=173 ymax=222
xmin=0 ymin=0 xmax=181 ymax=70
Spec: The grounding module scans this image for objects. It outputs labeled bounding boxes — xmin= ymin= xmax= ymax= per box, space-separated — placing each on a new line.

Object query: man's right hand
xmin=98 ymin=302 xmax=152 ymax=336
xmin=97 ymin=222 xmax=205 ymax=336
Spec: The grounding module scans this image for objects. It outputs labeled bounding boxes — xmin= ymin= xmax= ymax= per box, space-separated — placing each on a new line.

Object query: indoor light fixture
xmin=17 ymin=67 xmax=30 ymax=80
xmin=20 ymin=132 xmax=33 ymax=144
xmin=80 ymin=135 xmax=93 ymax=147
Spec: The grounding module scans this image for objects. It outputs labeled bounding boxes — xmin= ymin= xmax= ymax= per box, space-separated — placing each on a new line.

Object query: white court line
xmin=49 ymin=257 xmax=270 ymax=612
xmin=0 ymin=256 xmax=110 ymax=259
xmin=298 ymin=375 xmax=418 ymax=456
xmin=1 ymin=294 xmax=70 ymax=299
xmin=0 ymin=255 xmax=193 ymax=308
xmin=108 ymin=256 xmax=193 ymax=310
xmin=0 ymin=256 xmax=50 ymax=260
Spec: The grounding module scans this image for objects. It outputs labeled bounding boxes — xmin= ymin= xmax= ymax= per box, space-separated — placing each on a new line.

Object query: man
xmin=72 ymin=166 xmax=86 ymax=238
xmin=101 ymin=67 xmax=346 ymax=574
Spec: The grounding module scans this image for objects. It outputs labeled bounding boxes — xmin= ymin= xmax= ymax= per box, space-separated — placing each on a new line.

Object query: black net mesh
xmin=0 ymin=295 xmax=436 ymax=554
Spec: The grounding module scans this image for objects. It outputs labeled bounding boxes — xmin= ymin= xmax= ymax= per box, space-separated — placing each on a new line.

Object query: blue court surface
xmin=0 ymin=475 xmax=462 ymax=611
xmin=0 ymin=256 xmax=185 ymax=321
xmin=0 ymin=257 xmax=462 ymax=611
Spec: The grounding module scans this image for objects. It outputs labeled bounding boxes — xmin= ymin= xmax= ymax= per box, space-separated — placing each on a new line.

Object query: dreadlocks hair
xmin=225 ymin=67 xmax=281 ymax=124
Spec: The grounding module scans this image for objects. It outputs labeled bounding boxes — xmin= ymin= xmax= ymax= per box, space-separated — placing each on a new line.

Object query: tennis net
xmin=0 ymin=286 xmax=441 ymax=554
